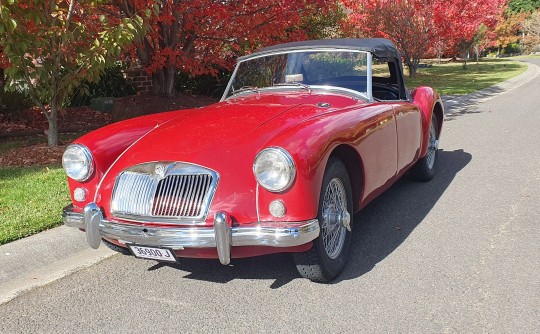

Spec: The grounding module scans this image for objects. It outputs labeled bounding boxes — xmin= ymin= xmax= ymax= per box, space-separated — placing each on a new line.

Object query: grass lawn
xmin=0 ymin=134 xmax=80 ymax=245
xmin=405 ymin=59 xmax=528 ymax=95
xmin=0 ymin=164 xmax=70 ymax=245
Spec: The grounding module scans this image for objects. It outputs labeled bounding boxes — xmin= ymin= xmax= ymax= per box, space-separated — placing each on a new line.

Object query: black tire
xmin=293 ymin=157 xmax=353 ymax=283
xmin=103 ymin=239 xmax=131 ymax=255
xmin=408 ymin=113 xmax=439 ymax=181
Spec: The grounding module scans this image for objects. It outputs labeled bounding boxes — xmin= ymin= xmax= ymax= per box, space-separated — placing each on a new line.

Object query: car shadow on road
xmin=146 ymin=149 xmax=471 ymax=288
xmin=337 ymin=148 xmax=472 ymax=283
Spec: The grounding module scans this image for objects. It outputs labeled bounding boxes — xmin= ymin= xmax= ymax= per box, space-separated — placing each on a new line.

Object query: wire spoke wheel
xmin=408 ymin=113 xmax=439 ymax=182
xmin=426 ymin=120 xmax=439 ymax=169
xmin=321 ymin=178 xmax=348 ymax=260
xmin=293 ymin=157 xmax=353 ymax=283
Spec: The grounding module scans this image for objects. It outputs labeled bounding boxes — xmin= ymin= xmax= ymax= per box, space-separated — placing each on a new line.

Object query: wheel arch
xmin=432 ymin=101 xmax=444 ymax=139
xmin=329 ymin=144 xmax=364 ymax=213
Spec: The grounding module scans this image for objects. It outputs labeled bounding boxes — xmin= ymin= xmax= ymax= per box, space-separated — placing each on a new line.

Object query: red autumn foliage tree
xmin=112 ymin=0 xmax=331 ymax=98
xmin=434 ymin=0 xmax=506 ymax=66
xmin=342 ymin=0 xmax=436 ymax=78
xmin=342 ymin=0 xmax=507 ymax=77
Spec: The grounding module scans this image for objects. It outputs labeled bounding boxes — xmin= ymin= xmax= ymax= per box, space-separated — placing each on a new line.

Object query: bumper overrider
xmin=63 ymin=203 xmax=320 ymax=265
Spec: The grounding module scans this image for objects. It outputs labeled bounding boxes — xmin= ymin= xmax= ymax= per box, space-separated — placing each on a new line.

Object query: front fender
xmin=255 ymin=105 xmax=370 ymax=222
xmin=66 ymin=111 xmax=180 ymax=208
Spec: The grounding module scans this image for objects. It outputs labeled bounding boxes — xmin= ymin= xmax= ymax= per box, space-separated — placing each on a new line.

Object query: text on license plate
xmin=128 ymin=245 xmax=177 ymax=262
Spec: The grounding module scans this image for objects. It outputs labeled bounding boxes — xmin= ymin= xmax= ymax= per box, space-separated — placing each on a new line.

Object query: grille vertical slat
xmin=111 ymin=163 xmax=218 ymax=224
xmin=156 ymin=174 xmax=168 ymax=216
xmin=197 ymin=176 xmax=210 ymax=215
xmin=157 ymin=177 xmax=170 ymax=216
xmin=174 ymin=176 xmax=187 ymax=216
xmin=170 ymin=175 xmax=184 ymax=217
xmin=186 ymin=176 xmax=200 ymax=216
xmin=134 ymin=174 xmax=146 ymax=214
xmin=168 ymin=176 xmax=180 ymax=216
xmin=143 ymin=174 xmax=156 ymax=214
xmin=188 ymin=176 xmax=199 ymax=216
xmin=163 ymin=175 xmax=175 ymax=215
xmin=179 ymin=176 xmax=193 ymax=216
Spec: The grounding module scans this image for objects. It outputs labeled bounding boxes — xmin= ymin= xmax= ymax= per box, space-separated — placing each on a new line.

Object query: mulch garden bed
xmin=0 ymin=93 xmax=218 ymax=167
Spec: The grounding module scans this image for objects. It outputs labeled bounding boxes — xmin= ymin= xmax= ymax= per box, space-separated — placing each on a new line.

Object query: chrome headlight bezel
xmin=253 ymin=147 xmax=296 ymax=192
xmin=62 ymin=144 xmax=94 ymax=182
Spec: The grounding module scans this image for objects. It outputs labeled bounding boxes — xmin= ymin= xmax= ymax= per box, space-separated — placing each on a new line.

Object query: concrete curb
xmin=0 ymin=225 xmax=115 ymax=305
xmin=1 ymin=59 xmax=538 ymax=306
xmin=442 ymin=61 xmax=540 ymax=114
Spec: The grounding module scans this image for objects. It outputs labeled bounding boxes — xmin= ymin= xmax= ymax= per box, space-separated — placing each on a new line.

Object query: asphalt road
xmin=1 ymin=59 xmax=539 ymax=333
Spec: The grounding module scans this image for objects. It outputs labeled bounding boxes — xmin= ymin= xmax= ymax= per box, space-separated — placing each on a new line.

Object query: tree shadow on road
xmin=145 ymin=149 xmax=472 ymax=288
xmin=443 ymin=86 xmax=504 ymax=121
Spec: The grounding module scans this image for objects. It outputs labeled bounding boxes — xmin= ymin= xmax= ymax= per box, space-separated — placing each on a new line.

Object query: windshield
xmin=223 ymin=50 xmax=369 ymax=100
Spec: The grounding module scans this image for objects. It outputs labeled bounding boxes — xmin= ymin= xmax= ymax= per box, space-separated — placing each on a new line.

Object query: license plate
xmin=127 ymin=245 xmax=177 ymax=262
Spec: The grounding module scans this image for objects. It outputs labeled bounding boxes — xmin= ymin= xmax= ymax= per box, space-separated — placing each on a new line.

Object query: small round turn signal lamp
xmin=269 ymin=200 xmax=286 ymax=218
xmin=73 ymin=187 xmax=87 ymax=202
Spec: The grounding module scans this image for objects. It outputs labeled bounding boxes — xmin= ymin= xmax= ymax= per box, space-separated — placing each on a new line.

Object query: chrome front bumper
xmin=63 ymin=203 xmax=319 ymax=265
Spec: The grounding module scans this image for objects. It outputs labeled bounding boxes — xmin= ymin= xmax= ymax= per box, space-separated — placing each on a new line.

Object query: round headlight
xmin=62 ymin=144 xmax=94 ymax=181
xmin=253 ymin=147 xmax=296 ymax=192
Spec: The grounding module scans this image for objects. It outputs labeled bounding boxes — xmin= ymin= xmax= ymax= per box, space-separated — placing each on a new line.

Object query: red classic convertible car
xmin=62 ymin=38 xmax=443 ymax=282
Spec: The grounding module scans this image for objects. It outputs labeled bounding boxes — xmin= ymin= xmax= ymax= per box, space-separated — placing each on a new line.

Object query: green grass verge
xmin=405 ymin=59 xmax=528 ymax=95
xmin=0 ymin=165 xmax=70 ymax=245
xmin=510 ymin=54 xmax=540 ymax=59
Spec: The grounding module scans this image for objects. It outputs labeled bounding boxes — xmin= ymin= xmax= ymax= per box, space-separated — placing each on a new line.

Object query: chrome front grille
xmin=111 ymin=162 xmax=219 ymax=224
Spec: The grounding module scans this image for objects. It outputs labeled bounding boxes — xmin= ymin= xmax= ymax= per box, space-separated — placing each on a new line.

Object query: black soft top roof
xmin=238 ymin=38 xmax=400 ymax=61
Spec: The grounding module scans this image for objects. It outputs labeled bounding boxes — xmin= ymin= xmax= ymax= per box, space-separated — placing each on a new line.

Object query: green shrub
xmin=0 ymin=89 xmax=34 ymax=122
xmin=175 ymin=68 xmax=231 ymax=98
xmin=68 ymin=64 xmax=136 ymax=107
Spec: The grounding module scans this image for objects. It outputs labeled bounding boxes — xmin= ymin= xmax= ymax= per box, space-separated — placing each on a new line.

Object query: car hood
xmin=147 ymin=93 xmax=305 ymax=154
xmin=115 ymin=91 xmax=354 ymax=157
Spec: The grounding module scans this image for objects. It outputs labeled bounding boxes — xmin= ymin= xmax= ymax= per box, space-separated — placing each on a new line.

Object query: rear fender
xmin=410 ymin=87 xmax=444 ymax=157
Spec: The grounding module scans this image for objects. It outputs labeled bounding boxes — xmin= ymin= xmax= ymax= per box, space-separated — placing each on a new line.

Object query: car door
xmin=393 ymin=102 xmax=422 ymax=175
xmin=356 ymin=103 xmax=398 ymax=203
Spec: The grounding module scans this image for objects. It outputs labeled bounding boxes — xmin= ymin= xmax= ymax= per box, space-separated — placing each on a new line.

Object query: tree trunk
xmin=46 ymin=100 xmax=59 ymax=147
xmin=408 ymin=65 xmax=417 ymax=79
xmin=164 ymin=66 xmax=176 ymax=98
xmin=152 ymin=66 xmax=177 ymax=98
xmin=406 ymin=59 xmax=418 ymax=79
xmin=152 ymin=69 xmax=165 ymax=96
